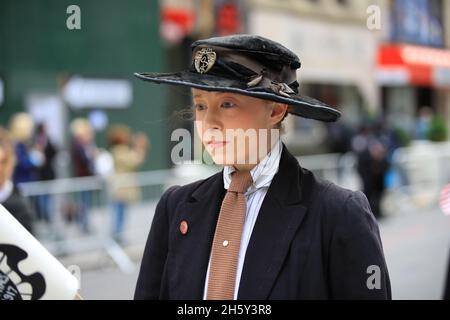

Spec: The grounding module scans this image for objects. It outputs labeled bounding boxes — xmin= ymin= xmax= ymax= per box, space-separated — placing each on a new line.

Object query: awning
xmin=377 ymin=44 xmax=450 ymax=87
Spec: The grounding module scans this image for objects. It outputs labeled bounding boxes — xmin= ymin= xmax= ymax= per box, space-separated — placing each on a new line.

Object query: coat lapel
xmin=237 ymin=144 xmax=309 ymax=299
xmin=168 ymin=172 xmax=226 ymax=299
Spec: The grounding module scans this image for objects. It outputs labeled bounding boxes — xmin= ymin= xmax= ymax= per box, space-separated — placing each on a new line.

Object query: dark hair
xmin=107 ymin=125 xmax=131 ymax=147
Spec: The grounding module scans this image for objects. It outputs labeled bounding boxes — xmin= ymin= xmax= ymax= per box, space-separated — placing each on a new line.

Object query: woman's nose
xmin=203 ymin=107 xmax=222 ymax=131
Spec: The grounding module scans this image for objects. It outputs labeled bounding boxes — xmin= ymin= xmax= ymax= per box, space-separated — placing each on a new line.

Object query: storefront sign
xmin=62 ymin=76 xmax=132 ymax=109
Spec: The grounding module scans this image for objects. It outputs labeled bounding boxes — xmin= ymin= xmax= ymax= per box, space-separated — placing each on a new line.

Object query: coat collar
xmin=171 ymin=143 xmax=309 ymax=299
xmin=237 ymin=143 xmax=308 ymax=299
xmin=169 ymin=171 xmax=225 ymax=299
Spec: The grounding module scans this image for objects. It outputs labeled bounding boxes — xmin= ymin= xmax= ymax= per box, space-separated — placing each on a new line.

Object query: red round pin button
xmin=180 ymin=220 xmax=188 ymax=235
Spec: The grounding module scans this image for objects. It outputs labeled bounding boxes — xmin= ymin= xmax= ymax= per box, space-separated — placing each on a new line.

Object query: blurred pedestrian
xmin=352 ymin=123 xmax=389 ymax=219
xmin=415 ymin=106 xmax=433 ymax=140
xmin=70 ymin=118 xmax=96 ymax=234
xmin=33 ymin=123 xmax=58 ymax=223
xmin=326 ymin=119 xmax=353 ymax=154
xmin=8 ymin=113 xmax=43 ymax=185
xmin=0 ymin=127 xmax=35 ymax=233
xmin=108 ymin=125 xmax=148 ymax=243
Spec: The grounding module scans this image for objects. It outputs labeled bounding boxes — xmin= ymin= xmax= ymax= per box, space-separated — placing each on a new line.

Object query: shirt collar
xmin=223 ymin=139 xmax=282 ymax=195
xmin=0 ymin=180 xmax=14 ymax=203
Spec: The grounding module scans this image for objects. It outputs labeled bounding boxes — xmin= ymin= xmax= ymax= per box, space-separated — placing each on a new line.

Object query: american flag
xmin=440 ymin=184 xmax=450 ymax=216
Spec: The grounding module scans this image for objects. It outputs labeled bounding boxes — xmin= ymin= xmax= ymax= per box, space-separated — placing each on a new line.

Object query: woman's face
xmin=192 ymin=88 xmax=287 ymax=169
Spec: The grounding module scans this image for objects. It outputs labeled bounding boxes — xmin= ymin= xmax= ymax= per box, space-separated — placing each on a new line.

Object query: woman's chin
xmin=209 ymin=151 xmax=232 ymax=166
xmin=204 ymin=147 xmax=232 ymax=166
xmin=209 ymin=151 xmax=255 ymax=167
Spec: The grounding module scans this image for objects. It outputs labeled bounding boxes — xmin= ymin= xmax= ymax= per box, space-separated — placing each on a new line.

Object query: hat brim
xmin=135 ymin=71 xmax=341 ymax=122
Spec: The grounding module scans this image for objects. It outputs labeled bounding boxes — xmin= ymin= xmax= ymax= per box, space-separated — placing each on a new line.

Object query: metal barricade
xmin=384 ymin=141 xmax=450 ymax=215
xmin=18 ymin=170 xmax=174 ymax=273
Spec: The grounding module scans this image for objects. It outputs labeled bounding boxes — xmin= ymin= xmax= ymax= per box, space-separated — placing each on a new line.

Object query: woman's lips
xmin=207 ymin=141 xmax=228 ymax=148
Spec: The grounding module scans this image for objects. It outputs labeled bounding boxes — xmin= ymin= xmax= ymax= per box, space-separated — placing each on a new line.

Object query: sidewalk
xmin=379 ymin=206 xmax=450 ymax=299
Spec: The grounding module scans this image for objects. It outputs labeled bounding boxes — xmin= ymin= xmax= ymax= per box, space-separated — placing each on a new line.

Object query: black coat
xmin=135 ymin=144 xmax=391 ymax=300
xmin=1 ymin=187 xmax=34 ymax=234
xmin=444 ymin=252 xmax=450 ymax=300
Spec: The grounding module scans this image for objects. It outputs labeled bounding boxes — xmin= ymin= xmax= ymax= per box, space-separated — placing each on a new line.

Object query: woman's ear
xmin=269 ymin=102 xmax=288 ymax=126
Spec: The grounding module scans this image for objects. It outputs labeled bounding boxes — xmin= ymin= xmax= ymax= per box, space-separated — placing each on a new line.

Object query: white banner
xmin=0 ymin=205 xmax=79 ymax=300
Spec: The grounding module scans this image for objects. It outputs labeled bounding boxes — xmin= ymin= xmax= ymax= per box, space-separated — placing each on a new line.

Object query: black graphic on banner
xmin=0 ymin=244 xmax=46 ymax=300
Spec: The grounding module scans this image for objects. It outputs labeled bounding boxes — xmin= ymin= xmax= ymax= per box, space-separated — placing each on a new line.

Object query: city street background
xmin=1 ymin=0 xmax=450 ymax=300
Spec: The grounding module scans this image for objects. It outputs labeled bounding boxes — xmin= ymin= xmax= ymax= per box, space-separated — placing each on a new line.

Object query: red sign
xmin=378 ymin=45 xmax=450 ymax=86
xmin=440 ymin=184 xmax=450 ymax=216
xmin=160 ymin=6 xmax=195 ymax=44
xmin=217 ymin=3 xmax=241 ymax=36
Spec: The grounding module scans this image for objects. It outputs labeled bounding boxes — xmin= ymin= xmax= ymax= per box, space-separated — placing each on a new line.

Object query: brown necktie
xmin=206 ymin=170 xmax=253 ymax=300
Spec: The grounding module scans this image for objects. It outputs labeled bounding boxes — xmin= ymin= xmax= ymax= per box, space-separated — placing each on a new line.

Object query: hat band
xmin=190 ymin=45 xmax=299 ymax=96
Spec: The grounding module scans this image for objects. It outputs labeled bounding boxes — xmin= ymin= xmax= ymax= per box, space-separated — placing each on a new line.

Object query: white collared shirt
xmin=203 ymin=140 xmax=283 ymax=300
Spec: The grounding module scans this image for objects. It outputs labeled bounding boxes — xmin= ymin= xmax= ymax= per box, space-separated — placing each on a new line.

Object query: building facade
xmin=377 ymin=0 xmax=450 ymax=140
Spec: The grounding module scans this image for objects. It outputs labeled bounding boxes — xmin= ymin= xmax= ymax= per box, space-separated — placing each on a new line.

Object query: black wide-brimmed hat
xmin=135 ymin=34 xmax=341 ymax=122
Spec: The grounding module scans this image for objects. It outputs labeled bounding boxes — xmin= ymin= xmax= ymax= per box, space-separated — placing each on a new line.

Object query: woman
xmin=108 ymin=125 xmax=148 ymax=243
xmin=70 ymin=118 xmax=97 ymax=233
xmin=134 ymin=35 xmax=391 ymax=300
xmin=0 ymin=127 xmax=34 ymax=233
xmin=34 ymin=122 xmax=58 ymax=223
xmin=9 ymin=113 xmax=43 ymax=185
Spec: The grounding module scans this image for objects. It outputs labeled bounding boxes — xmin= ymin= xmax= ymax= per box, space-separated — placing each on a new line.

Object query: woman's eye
xmin=221 ymin=101 xmax=235 ymax=109
xmin=194 ymin=104 xmax=206 ymax=111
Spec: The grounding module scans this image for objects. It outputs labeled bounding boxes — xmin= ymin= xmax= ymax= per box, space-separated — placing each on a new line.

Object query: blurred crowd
xmin=0 ymin=113 xmax=149 ymax=243
xmin=326 ymin=105 xmax=448 ymax=219
xmin=0 ymin=106 xmax=448 ymax=236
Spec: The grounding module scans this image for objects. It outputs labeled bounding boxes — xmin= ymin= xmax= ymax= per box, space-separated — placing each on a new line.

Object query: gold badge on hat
xmin=194 ymin=47 xmax=216 ymax=74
